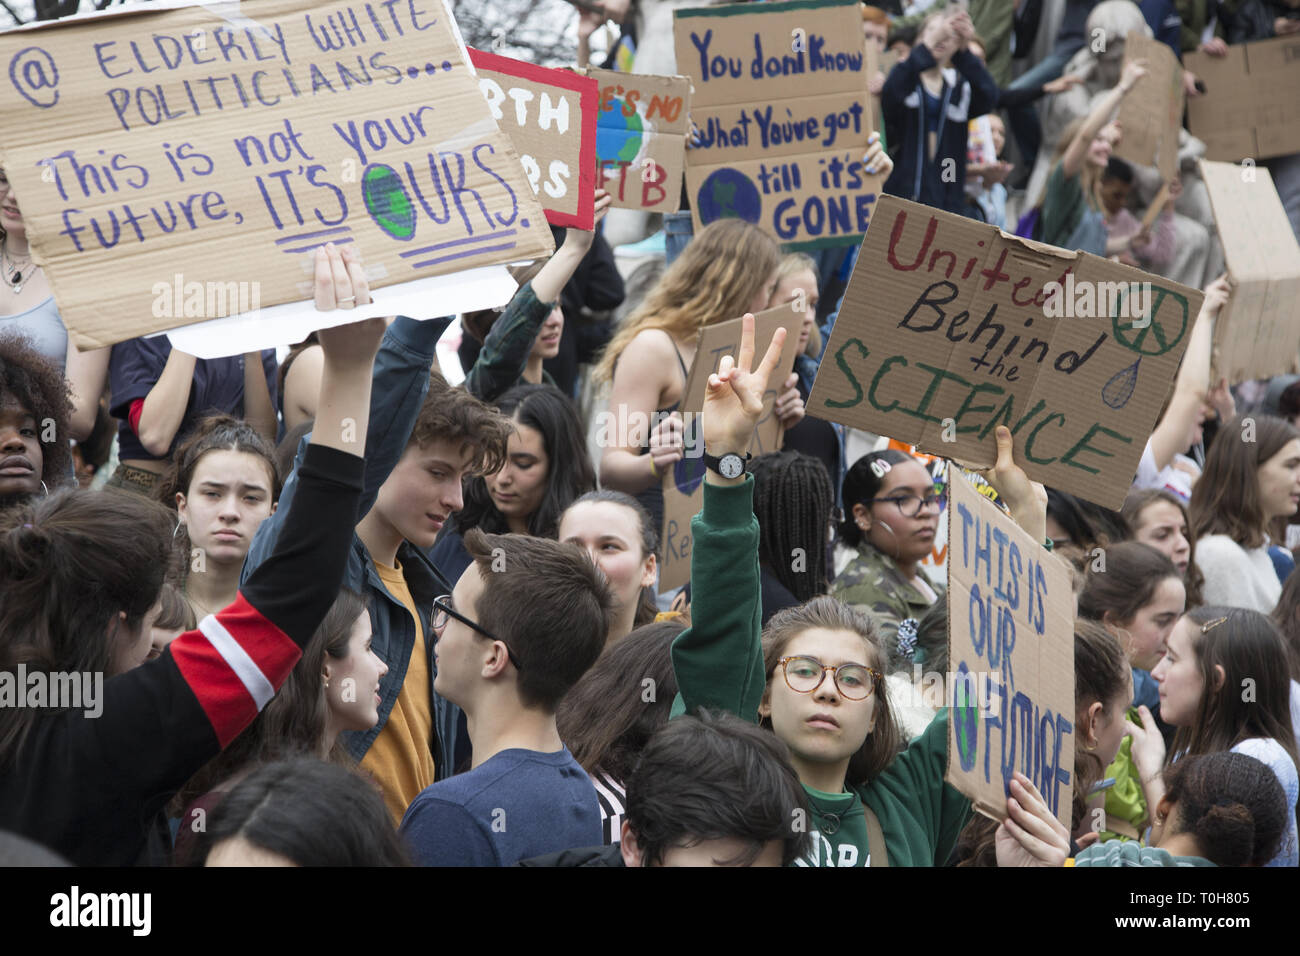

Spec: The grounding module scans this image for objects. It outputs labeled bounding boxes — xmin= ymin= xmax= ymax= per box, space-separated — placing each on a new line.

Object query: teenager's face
xmin=0 ymin=396 xmax=42 ymax=500
xmin=372 ymin=438 xmax=475 ymax=550
xmin=325 ymin=611 xmax=388 ymax=733
xmin=110 ymin=597 xmax=163 ymax=676
xmin=862 ymin=21 xmax=887 ymax=50
xmin=432 ymin=564 xmax=491 ymax=708
xmin=488 ymin=422 xmax=549 ymax=526
xmin=1152 ymin=618 xmax=1206 ymax=727
xmin=177 ymin=450 xmax=275 ymax=565
xmin=749 ymin=268 xmax=780 ymax=316
xmin=854 ymin=459 xmax=940 ymax=565
xmin=206 ymin=836 xmax=298 ymax=867
xmin=988 ymin=114 xmax=1006 ymax=157
xmin=0 ymin=171 xmax=26 ymax=237
xmin=1111 ymin=576 xmax=1185 ymax=672
xmin=660 ymin=837 xmax=784 ymax=867
xmin=1100 ymin=177 xmax=1130 ymax=217
xmin=1095 ymin=673 xmax=1134 ymax=770
xmin=559 ymin=500 xmax=655 ymax=625
xmin=1087 ymin=125 xmax=1119 ymax=168
xmin=761 ymin=627 xmax=878 ymax=778
xmin=1257 ymin=438 xmax=1300 ymax=521
xmin=769 ymin=268 xmax=819 ymax=355
xmin=1133 ymin=501 xmax=1191 ymax=575
xmin=529 ymin=306 xmax=563 ymax=362
xmin=146 ymin=623 xmax=184 ymax=662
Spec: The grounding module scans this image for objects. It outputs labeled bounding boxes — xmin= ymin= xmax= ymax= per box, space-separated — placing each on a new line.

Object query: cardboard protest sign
xmin=587 ymin=67 xmax=691 ymax=213
xmin=673 ymin=0 xmax=886 ymax=249
xmin=1186 ymin=35 xmax=1300 ymax=162
xmin=0 ymin=0 xmax=554 ymax=351
xmin=807 ymin=196 xmax=1203 ymax=510
xmin=469 ymin=49 xmax=598 ymax=229
xmin=946 ymin=473 xmax=1074 ymax=828
xmin=1198 ymin=159 xmax=1300 ymax=383
xmin=659 ymin=450 xmax=706 ymax=593
xmin=1116 ymin=32 xmax=1184 ymax=182
xmin=1140 ymin=182 xmax=1170 ymax=232
xmin=658 ymin=309 xmax=796 ymax=592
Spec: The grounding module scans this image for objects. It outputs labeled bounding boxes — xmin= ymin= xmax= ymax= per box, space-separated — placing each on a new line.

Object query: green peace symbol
xmin=1112 ymin=286 xmax=1190 ymax=357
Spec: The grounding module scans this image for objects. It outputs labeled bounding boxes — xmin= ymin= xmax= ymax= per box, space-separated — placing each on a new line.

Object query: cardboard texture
xmin=945 ymin=473 xmax=1075 ymax=828
xmin=1198 ymin=159 xmax=1300 ymax=383
xmin=0 ymin=0 xmax=554 ymax=350
xmin=469 ymin=48 xmax=597 ymax=229
xmin=659 ymin=451 xmax=705 ymax=594
xmin=806 ymin=196 xmax=1203 ymax=510
xmin=1116 ymin=32 xmax=1184 ymax=182
xmin=1186 ymin=35 xmax=1300 ymax=162
xmin=658 ymin=310 xmax=794 ymax=592
xmin=587 ymin=67 xmax=691 ymax=213
xmin=673 ymin=0 xmax=887 ymax=250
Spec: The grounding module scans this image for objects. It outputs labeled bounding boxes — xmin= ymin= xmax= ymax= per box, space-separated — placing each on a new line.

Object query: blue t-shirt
xmin=109 ymin=336 xmax=278 ymax=461
xmin=400 ymin=747 xmax=601 ymax=866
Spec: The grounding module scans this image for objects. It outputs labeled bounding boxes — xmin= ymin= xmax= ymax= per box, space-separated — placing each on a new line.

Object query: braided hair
xmin=750 ymin=451 xmax=834 ymax=603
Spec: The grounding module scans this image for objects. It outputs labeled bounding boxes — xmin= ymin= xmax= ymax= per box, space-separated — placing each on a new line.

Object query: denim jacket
xmin=242 ymin=315 xmax=462 ymax=778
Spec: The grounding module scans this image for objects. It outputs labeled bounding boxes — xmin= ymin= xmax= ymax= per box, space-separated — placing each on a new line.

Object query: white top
xmin=1230 ymin=737 xmax=1299 ymax=868
xmin=1194 ymin=534 xmax=1282 ymax=613
xmin=1131 ymin=441 xmax=1197 ymax=503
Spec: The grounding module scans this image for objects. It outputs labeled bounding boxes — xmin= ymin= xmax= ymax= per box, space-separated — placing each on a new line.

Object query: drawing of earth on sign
xmin=697 ymin=169 xmax=761 ymax=225
xmin=596 ymin=95 xmax=647 ymax=165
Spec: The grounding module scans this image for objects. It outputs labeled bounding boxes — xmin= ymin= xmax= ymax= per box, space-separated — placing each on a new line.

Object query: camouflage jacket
xmin=830 ymin=542 xmax=944 ymax=643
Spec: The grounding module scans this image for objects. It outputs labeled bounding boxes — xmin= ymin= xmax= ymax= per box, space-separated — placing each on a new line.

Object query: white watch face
xmin=720 ymin=455 xmax=744 ymax=479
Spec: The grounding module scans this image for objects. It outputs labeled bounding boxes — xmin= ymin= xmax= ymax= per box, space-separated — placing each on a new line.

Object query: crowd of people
xmin=1 ymin=0 xmax=1298 ymax=872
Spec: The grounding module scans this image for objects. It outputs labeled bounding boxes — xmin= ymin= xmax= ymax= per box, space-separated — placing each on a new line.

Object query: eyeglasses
xmin=777 ymin=656 xmax=880 ymax=701
xmin=866 ymin=484 xmax=947 ymax=518
xmin=432 ymin=595 xmax=523 ymax=671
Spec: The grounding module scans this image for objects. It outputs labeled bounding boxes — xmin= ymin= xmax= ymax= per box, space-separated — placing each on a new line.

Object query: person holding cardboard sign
xmin=0 ymin=257 xmax=388 ymax=865
xmin=1039 ymin=57 xmax=1150 ymax=255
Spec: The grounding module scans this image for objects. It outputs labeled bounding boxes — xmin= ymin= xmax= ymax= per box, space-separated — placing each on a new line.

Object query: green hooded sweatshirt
xmin=669 ymin=477 xmax=971 ymax=867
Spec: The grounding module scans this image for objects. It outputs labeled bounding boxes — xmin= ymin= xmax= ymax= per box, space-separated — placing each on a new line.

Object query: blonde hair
xmin=594 ymin=219 xmax=780 ymax=383
xmin=1044 ymin=114 xmax=1107 ymax=213
xmin=774 ymin=253 xmax=822 ymax=357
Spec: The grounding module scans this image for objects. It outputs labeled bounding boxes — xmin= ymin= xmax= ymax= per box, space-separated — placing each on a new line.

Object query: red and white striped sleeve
xmin=168 ymin=594 xmax=304 ymax=748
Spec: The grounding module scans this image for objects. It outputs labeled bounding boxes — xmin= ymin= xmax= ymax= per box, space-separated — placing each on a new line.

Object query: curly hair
xmin=0 ymin=333 xmax=73 ymax=493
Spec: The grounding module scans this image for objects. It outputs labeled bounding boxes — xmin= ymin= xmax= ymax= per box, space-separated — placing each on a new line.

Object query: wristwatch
xmin=702 ymin=450 xmax=751 ymax=479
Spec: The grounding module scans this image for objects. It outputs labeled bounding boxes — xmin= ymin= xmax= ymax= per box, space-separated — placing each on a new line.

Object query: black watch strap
xmin=702 ymin=450 xmax=752 ymax=477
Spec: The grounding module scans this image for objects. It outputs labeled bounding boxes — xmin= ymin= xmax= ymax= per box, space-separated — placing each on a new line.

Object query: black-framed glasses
xmin=432 ymin=595 xmax=523 ymax=671
xmin=777 ymin=656 xmax=880 ymax=701
xmin=867 ymin=484 xmax=947 ymax=518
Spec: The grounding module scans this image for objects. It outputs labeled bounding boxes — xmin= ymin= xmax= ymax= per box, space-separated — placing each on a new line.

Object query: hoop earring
xmin=40 ymin=481 xmax=48 ymax=497
xmin=173 ymin=520 xmax=182 ymax=541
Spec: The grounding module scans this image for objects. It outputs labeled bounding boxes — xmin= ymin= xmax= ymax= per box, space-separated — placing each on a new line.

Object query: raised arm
xmin=670 ymin=316 xmax=789 ymax=720
xmin=1062 ymin=59 xmax=1147 ymax=180
xmin=1146 ymin=276 xmax=1228 ymax=473
xmin=465 ymin=191 xmax=611 ymax=402
xmin=34 ymin=247 xmax=385 ymax=863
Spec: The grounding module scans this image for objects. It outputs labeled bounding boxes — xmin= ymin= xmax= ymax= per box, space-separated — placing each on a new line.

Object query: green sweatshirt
xmin=670 ymin=478 xmax=971 ymax=867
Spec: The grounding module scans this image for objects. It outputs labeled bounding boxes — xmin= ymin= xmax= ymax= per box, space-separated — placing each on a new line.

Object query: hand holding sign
xmin=980 ymin=425 xmax=1048 ymax=545
xmin=994 ymin=773 xmax=1072 ymax=867
xmin=703 ymin=313 xmax=788 ymax=455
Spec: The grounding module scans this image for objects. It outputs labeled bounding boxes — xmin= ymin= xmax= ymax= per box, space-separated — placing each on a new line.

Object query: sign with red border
xmin=469 ymin=49 xmax=597 ymax=229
